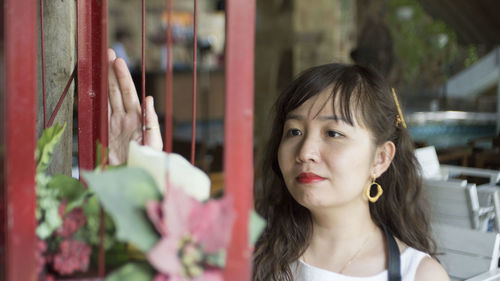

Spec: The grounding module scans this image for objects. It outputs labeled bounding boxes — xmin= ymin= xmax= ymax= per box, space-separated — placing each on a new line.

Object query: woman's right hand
xmin=107 ymin=49 xmax=163 ymax=165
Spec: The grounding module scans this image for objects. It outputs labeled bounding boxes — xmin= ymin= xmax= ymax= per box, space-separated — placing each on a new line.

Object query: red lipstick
xmin=296 ymin=172 xmax=325 ymax=184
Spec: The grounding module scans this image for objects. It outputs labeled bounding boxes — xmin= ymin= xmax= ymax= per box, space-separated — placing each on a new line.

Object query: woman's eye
xmin=285 ymin=129 xmax=302 ymax=137
xmin=327 ymin=130 xmax=343 ymax=138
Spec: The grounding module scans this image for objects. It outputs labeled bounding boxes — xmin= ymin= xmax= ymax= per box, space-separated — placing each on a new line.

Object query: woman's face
xmin=277 ymin=89 xmax=378 ymax=211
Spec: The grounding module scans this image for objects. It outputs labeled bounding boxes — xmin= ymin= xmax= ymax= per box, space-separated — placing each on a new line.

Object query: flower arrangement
xmin=35 ymin=123 xmax=112 ymax=281
xmin=35 ymin=124 xmax=264 ymax=280
xmin=83 ymin=142 xmax=265 ymax=281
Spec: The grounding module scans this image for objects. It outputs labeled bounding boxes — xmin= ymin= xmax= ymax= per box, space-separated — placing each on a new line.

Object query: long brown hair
xmin=253 ymin=63 xmax=435 ymax=281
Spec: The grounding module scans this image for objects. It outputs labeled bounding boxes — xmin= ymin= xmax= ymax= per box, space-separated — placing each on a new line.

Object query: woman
xmin=252 ymin=63 xmax=449 ymax=281
xmin=107 ymin=49 xmax=448 ymax=280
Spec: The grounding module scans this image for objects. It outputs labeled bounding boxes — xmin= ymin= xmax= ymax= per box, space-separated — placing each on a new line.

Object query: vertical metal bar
xmin=40 ymin=0 xmax=47 ymax=128
xmin=77 ymin=0 xmax=108 ymax=276
xmin=77 ymin=0 xmax=96 ymax=171
xmin=98 ymin=0 xmax=109 ymax=166
xmin=77 ymin=0 xmax=108 ymax=171
xmin=141 ymin=0 xmax=146 ymax=145
xmin=97 ymin=0 xmax=109 ymax=278
xmin=223 ymin=0 xmax=256 ymax=280
xmin=191 ymin=0 xmax=198 ymax=165
xmin=164 ymin=0 xmax=173 ymax=153
xmin=2 ymin=0 xmax=38 ymax=280
xmin=497 ymin=69 xmax=500 ymax=134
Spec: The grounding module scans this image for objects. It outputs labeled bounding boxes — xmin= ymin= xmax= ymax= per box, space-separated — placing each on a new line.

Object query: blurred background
xmin=103 ymin=0 xmax=499 ymax=180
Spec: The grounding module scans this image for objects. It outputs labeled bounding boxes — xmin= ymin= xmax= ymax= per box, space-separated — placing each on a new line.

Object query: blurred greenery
xmin=83 ymin=167 xmax=161 ymax=252
xmin=386 ymin=0 xmax=479 ymax=95
xmin=105 ymin=263 xmax=155 ymax=281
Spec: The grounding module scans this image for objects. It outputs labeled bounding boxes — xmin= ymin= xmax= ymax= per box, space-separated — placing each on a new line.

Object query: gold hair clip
xmin=392 ymin=88 xmax=407 ymax=128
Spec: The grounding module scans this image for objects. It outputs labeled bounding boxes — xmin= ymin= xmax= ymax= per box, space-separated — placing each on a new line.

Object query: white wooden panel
xmin=424 ymin=180 xmax=479 ymax=229
xmin=465 ymin=268 xmax=500 ymax=281
xmin=439 ymin=252 xmax=491 ymax=280
xmin=433 ymin=224 xmax=499 ymax=257
xmin=433 ymin=224 xmax=500 ymax=280
xmin=415 ymin=146 xmax=442 ymax=178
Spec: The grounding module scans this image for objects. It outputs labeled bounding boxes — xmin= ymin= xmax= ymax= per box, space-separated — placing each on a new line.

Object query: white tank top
xmin=290 ymin=247 xmax=429 ymax=281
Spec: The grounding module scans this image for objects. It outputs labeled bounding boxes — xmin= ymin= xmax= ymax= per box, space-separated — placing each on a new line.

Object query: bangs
xmin=278 ymin=64 xmax=371 ymax=127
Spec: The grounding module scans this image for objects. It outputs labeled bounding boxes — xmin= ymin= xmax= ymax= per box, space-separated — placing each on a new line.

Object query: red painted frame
xmin=0 ymin=0 xmax=255 ymax=280
xmin=164 ymin=0 xmax=174 ymax=152
xmin=77 ymin=0 xmax=108 ymax=172
xmin=77 ymin=0 xmax=108 ymax=276
xmin=223 ymin=0 xmax=256 ymax=280
xmin=1 ymin=0 xmax=38 ymax=280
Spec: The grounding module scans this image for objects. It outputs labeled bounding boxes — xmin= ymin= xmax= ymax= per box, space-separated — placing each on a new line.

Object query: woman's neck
xmin=303 ymin=199 xmax=385 ymax=273
xmin=309 ymin=198 xmax=375 ymax=241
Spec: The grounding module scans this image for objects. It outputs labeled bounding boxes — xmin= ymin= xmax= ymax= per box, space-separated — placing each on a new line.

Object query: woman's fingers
xmin=108 ymin=49 xmax=125 ymax=114
xmin=113 ymin=58 xmax=141 ymax=114
xmin=107 ymin=47 xmax=163 ymax=162
xmin=144 ymin=96 xmax=163 ymax=151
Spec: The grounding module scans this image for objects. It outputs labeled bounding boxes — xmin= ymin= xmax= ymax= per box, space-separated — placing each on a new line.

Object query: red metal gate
xmin=1 ymin=0 xmax=38 ymax=281
xmin=1 ymin=0 xmax=255 ymax=280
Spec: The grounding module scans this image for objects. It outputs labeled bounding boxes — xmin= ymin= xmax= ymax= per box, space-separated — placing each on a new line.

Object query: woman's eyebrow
xmin=285 ymin=114 xmax=346 ymax=122
xmin=317 ymin=115 xmax=345 ymax=122
xmin=285 ymin=114 xmax=304 ymax=121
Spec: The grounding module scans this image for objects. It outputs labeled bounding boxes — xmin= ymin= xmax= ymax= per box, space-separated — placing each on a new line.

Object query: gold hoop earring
xmin=365 ymin=177 xmax=383 ymax=203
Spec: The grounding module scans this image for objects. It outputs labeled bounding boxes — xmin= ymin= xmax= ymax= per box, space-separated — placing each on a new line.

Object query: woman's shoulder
xmin=395 ymin=240 xmax=449 ymax=281
xmin=414 ymin=257 xmax=449 ymax=281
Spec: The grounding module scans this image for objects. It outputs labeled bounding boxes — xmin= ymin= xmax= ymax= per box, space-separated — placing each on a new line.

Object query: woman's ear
xmin=372 ymin=141 xmax=396 ymax=178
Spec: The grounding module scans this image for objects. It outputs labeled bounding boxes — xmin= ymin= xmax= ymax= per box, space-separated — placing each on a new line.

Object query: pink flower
xmin=56 ymin=206 xmax=86 ymax=238
xmin=52 ymin=239 xmax=92 ymax=275
xmin=146 ymin=186 xmax=235 ymax=281
xmin=153 ymin=270 xmax=224 ymax=281
xmin=35 ymin=239 xmax=47 ymax=277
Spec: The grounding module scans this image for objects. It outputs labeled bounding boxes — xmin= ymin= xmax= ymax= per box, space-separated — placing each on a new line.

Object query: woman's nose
xmin=295 ymin=135 xmax=320 ymax=163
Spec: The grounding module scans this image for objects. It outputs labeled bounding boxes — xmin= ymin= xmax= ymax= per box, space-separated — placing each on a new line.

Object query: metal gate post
xmin=77 ymin=0 xmax=108 ymax=172
xmin=1 ymin=0 xmax=38 ymax=280
xmin=223 ymin=0 xmax=256 ymax=280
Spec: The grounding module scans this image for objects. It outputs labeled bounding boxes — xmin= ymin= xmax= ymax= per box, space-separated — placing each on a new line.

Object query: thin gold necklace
xmin=303 ymin=227 xmax=376 ymax=274
xmin=337 ymin=228 xmax=374 ymax=274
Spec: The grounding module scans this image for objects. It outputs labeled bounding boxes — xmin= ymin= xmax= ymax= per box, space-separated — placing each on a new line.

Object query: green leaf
xmin=36 ymin=173 xmax=52 ymax=190
xmin=65 ymin=190 xmax=91 ymax=214
xmin=81 ymin=195 xmax=116 ymax=249
xmin=36 ymin=223 xmax=53 ymax=239
xmin=49 ymin=174 xmax=85 ymax=201
xmin=105 ymin=263 xmax=155 ymax=281
xmin=36 ymin=123 xmax=66 ymax=174
xmin=249 ymin=210 xmax=266 ymax=246
xmin=95 ymin=141 xmax=110 ymax=170
xmin=48 ymin=174 xmax=88 ymax=213
xmin=205 ymin=250 xmax=227 ymax=268
xmin=36 ymin=205 xmax=62 ymax=239
xmin=82 ymin=167 xmax=161 ymax=252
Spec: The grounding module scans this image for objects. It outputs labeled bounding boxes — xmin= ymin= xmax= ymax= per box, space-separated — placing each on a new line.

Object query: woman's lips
xmin=296 ymin=172 xmax=326 ymax=184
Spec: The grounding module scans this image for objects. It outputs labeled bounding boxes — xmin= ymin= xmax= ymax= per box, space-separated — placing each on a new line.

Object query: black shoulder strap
xmin=384 ymin=227 xmax=401 ymax=281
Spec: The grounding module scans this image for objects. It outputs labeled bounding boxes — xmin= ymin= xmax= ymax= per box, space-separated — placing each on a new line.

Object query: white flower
xmin=127 ymin=141 xmax=210 ymax=201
